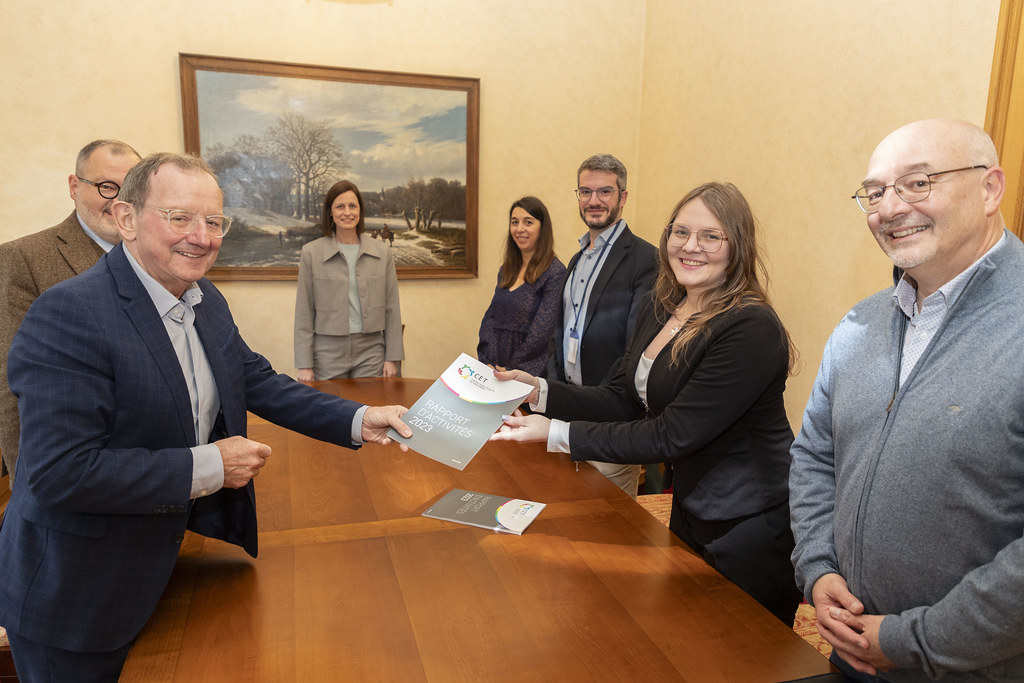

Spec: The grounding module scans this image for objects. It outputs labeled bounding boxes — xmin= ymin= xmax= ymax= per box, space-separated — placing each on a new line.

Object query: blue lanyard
xmin=569 ymin=220 xmax=622 ymax=335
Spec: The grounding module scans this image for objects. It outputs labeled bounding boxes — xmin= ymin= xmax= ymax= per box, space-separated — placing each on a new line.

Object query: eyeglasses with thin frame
xmin=575 ymin=186 xmax=620 ymax=202
xmin=851 ymin=165 xmax=988 ymax=214
xmin=665 ymin=224 xmax=729 ymax=253
xmin=76 ymin=176 xmax=120 ymax=199
xmin=133 ymin=203 xmax=233 ymax=237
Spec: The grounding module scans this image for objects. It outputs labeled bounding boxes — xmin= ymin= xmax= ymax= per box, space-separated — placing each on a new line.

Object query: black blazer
xmin=545 ymin=297 xmax=793 ymax=521
xmin=547 ymin=223 xmax=657 ymax=385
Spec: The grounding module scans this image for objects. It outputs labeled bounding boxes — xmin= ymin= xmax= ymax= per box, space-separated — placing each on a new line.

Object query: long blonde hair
xmin=653 ymin=182 xmax=796 ymax=373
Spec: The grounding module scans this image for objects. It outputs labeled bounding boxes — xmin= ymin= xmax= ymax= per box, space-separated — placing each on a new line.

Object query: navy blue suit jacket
xmin=0 ymin=244 xmax=363 ymax=652
xmin=547 ymin=224 xmax=657 ymax=385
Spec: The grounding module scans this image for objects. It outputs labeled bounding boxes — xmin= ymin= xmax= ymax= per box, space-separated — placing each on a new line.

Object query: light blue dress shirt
xmin=77 ymin=214 xmax=117 ymax=252
xmin=123 ymin=247 xmax=223 ymax=498
xmin=561 ymin=220 xmax=625 ymax=385
xmin=893 ymin=234 xmax=1006 ymax=385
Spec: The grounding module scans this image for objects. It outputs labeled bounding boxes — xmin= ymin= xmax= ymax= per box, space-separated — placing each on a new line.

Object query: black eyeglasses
xmin=851 ymin=165 xmax=988 ymax=213
xmin=76 ymin=176 xmax=121 ymax=199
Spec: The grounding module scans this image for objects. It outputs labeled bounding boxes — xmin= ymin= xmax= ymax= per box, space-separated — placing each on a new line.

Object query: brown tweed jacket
xmin=0 ymin=212 xmax=106 ymax=487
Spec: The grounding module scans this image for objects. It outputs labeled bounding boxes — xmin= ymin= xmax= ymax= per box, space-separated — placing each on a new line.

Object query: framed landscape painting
xmin=179 ymin=53 xmax=479 ymax=280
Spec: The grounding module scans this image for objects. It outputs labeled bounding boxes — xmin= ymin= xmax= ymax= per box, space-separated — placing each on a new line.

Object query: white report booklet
xmin=387 ymin=354 xmax=532 ymax=470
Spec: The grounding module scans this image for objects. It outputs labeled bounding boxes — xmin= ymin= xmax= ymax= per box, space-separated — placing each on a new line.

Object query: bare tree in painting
xmin=398 ymin=177 xmax=465 ymax=231
xmin=206 ymin=134 xmax=267 ymax=160
xmin=267 ymin=112 xmax=350 ymax=220
xmin=230 ymin=134 xmax=270 ymax=157
xmin=206 ymin=137 xmax=292 ymax=214
xmin=400 ymin=178 xmax=429 ymax=232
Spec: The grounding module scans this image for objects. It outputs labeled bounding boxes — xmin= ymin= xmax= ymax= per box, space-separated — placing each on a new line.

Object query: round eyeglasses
xmin=76 ymin=176 xmax=120 ymax=199
xmin=665 ymin=225 xmax=728 ymax=253
xmin=134 ymin=204 xmax=233 ymax=238
xmin=851 ymin=165 xmax=988 ymax=214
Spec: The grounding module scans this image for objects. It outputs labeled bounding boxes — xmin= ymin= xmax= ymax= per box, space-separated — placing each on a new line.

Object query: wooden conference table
xmin=120 ymin=378 xmax=832 ymax=682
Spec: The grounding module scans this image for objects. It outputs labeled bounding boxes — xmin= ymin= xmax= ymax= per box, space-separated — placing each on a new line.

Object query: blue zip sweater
xmin=791 ymin=229 xmax=1024 ymax=682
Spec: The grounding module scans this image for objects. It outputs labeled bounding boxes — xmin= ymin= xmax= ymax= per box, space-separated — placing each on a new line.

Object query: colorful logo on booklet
xmin=495 ymin=499 xmax=544 ymax=532
xmin=439 ymin=353 xmax=533 ymax=405
xmin=457 ymin=364 xmax=489 ymax=384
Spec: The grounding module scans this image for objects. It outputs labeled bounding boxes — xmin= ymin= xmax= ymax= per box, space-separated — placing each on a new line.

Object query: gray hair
xmin=577 ymin=153 xmax=627 ymax=190
xmin=118 ymin=153 xmax=217 ymax=206
xmin=75 ymin=140 xmax=141 ymax=176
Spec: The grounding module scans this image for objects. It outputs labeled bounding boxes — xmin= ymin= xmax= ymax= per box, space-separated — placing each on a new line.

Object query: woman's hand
xmin=297 ymin=368 xmax=314 ymax=384
xmin=489 ymin=414 xmax=551 ymax=443
xmin=383 ymin=361 xmax=401 ymax=378
xmin=492 ymin=368 xmax=540 ymax=405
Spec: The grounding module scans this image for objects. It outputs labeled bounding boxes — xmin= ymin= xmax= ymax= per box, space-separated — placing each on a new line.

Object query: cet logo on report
xmin=457 ymin=364 xmax=489 ymax=384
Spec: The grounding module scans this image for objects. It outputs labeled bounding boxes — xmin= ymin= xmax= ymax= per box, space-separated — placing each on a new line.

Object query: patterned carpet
xmin=636 ymin=493 xmax=832 ymax=659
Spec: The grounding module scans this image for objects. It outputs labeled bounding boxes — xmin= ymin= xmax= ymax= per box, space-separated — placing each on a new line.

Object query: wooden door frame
xmin=986 ymin=0 xmax=1024 ymax=236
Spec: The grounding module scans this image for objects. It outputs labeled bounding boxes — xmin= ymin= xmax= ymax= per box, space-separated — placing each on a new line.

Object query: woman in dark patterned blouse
xmin=477 ymin=196 xmax=566 ymax=375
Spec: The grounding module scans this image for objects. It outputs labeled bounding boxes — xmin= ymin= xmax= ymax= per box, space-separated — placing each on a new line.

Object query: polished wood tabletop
xmin=120 ymin=378 xmax=832 ymax=682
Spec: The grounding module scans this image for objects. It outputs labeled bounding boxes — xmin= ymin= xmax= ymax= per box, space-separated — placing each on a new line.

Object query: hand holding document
xmin=361 ymin=404 xmax=412 ymax=449
xmin=387 ymin=354 xmax=533 ymax=470
xmin=491 ymin=368 xmax=541 ymax=405
xmin=490 ymin=413 xmax=552 ymax=443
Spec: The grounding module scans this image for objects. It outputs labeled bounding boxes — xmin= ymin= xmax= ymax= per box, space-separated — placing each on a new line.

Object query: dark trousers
xmin=6 ymin=630 xmax=133 ymax=683
xmin=670 ymin=499 xmax=802 ymax=625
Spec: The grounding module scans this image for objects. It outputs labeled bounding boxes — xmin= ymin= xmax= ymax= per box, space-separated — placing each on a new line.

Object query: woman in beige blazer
xmin=294 ymin=180 xmax=404 ymax=380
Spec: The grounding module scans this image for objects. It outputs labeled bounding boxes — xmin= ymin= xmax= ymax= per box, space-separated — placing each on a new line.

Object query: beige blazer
xmin=0 ymin=212 xmax=106 ymax=486
xmin=293 ymin=233 xmax=404 ymax=368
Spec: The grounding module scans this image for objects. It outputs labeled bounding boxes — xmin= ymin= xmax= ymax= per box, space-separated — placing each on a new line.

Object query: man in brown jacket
xmin=0 ymin=140 xmax=140 ymax=486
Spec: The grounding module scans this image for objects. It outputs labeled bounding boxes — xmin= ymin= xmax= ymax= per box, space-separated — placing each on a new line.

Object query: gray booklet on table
xmin=422 ymin=488 xmax=546 ymax=535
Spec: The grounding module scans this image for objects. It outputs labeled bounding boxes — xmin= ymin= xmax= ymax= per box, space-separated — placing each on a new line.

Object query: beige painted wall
xmin=0 ymin=0 xmax=1001 ymax=430
xmin=636 ymin=0 xmax=1000 ymax=427
xmin=0 ymin=0 xmax=646 ymax=380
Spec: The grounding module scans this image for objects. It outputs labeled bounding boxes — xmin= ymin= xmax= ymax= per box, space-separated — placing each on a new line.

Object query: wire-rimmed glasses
xmin=575 ymin=186 xmax=619 ymax=202
xmin=665 ymin=224 xmax=729 ymax=253
xmin=851 ymin=165 xmax=988 ymax=213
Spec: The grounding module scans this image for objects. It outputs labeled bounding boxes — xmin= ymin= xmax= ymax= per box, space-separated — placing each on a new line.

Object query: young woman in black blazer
xmin=492 ymin=182 xmax=802 ymax=625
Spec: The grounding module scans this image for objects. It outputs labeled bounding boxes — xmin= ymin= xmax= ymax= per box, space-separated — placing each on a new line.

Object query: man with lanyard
xmin=547 ymin=153 xmax=657 ymax=496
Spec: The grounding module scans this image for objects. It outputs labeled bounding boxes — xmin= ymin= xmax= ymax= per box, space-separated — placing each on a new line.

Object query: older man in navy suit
xmin=0 ymin=153 xmax=411 ymax=681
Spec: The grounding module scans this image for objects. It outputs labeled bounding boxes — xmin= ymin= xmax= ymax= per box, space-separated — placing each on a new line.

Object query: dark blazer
xmin=0 ymin=212 xmax=106 ymax=484
xmin=545 ymin=297 xmax=793 ymax=523
xmin=0 ymin=244 xmax=363 ymax=652
xmin=547 ymin=223 xmax=657 ymax=385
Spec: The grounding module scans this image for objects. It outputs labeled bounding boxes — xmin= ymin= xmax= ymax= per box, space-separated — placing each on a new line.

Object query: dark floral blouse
xmin=477 ymin=257 xmax=566 ymax=375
